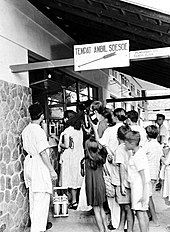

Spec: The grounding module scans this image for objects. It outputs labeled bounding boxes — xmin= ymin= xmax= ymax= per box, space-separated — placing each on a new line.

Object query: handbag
xmin=103 ymin=164 xmax=115 ymax=198
xmin=61 ymin=134 xmax=74 ymax=149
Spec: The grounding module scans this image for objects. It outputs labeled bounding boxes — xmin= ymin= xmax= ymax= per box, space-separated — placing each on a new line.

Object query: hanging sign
xmin=74 ymin=40 xmax=129 ymax=71
xmin=130 ymin=47 xmax=170 ymax=61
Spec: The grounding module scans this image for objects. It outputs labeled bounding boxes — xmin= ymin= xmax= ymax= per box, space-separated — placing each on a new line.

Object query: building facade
xmin=0 ymin=0 xmax=145 ymax=231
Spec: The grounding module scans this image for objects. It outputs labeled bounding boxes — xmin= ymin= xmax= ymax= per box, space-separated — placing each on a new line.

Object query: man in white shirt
xmin=22 ymin=102 xmax=57 ymax=232
xmin=156 ymin=113 xmax=169 ymax=145
xmin=155 ymin=114 xmax=169 ymax=192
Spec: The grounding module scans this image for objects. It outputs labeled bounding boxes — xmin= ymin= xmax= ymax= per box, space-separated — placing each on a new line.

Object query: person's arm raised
xmin=88 ymin=115 xmax=99 ymax=140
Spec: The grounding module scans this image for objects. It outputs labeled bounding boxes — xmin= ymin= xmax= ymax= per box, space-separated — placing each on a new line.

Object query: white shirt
xmin=99 ymin=122 xmax=124 ymax=154
xmin=159 ymin=124 xmax=169 ymax=145
xmin=128 ymin=147 xmax=150 ymax=184
xmin=99 ymin=122 xmax=124 ymax=185
xmin=144 ymin=139 xmax=163 ymax=180
xmin=115 ymin=143 xmax=131 ymax=188
xmin=22 ymin=123 xmax=52 ymax=193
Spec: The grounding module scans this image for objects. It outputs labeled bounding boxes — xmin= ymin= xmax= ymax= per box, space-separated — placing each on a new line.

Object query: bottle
xmin=54 ymin=192 xmax=60 ymax=216
xmin=62 ymin=194 xmax=68 ymax=215
xmin=41 ymin=120 xmax=48 ymax=135
xmin=50 ymin=121 xmax=56 ymax=136
xmin=62 ymin=134 xmax=70 ymax=148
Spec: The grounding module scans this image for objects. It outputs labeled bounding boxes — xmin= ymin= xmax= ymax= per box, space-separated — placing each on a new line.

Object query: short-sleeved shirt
xmin=144 ymin=139 xmax=163 ymax=180
xmin=159 ymin=124 xmax=169 ymax=145
xmin=22 ymin=123 xmax=52 ymax=193
xmin=99 ymin=122 xmax=124 ymax=154
xmin=99 ymin=122 xmax=124 ymax=186
xmin=128 ymin=147 xmax=150 ymax=184
xmin=115 ymin=143 xmax=131 ymax=188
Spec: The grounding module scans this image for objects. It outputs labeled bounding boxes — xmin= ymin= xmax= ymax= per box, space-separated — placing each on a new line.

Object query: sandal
xmin=108 ymin=223 xmax=115 ymax=230
xmin=69 ymin=202 xmax=78 ymax=210
xmin=46 ymin=222 xmax=52 ymax=230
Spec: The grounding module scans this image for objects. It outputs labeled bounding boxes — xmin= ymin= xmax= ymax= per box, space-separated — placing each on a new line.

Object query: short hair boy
xmin=126 ymin=110 xmax=138 ymax=123
xmin=145 ymin=125 xmax=163 ymax=226
xmin=156 ymin=113 xmax=165 ymax=121
xmin=146 ymin=125 xmax=158 ymax=139
xmin=124 ymin=131 xmax=150 ymax=232
xmin=115 ymin=125 xmax=134 ymax=231
xmin=156 ymin=114 xmax=168 ymax=145
xmin=126 ymin=110 xmax=147 ymax=147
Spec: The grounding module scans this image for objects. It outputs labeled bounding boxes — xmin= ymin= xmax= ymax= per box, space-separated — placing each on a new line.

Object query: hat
xmin=29 ymin=102 xmax=44 ymax=119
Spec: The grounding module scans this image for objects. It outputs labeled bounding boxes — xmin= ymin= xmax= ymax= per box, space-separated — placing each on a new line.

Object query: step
xmin=49 ymin=209 xmax=98 ymax=232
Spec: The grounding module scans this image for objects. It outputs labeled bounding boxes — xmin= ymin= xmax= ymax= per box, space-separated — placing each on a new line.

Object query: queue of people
xmin=22 ymin=101 xmax=170 ymax=232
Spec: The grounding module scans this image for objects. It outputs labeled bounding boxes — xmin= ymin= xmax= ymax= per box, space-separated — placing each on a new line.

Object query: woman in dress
xmin=59 ymin=112 xmax=84 ymax=209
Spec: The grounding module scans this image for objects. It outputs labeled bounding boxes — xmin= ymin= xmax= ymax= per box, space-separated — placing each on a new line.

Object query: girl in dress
xmin=81 ymin=137 xmax=108 ymax=232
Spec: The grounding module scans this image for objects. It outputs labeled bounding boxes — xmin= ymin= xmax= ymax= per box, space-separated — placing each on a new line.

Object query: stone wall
xmin=0 ymin=80 xmax=32 ymax=232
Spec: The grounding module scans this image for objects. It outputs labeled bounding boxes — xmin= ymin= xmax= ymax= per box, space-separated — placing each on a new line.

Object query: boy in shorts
xmin=115 ymin=125 xmax=134 ymax=232
xmin=124 ymin=131 xmax=150 ymax=232
xmin=145 ymin=125 xmax=163 ymax=227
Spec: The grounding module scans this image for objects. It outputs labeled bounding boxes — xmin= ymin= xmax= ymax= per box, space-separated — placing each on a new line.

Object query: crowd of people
xmin=22 ymin=101 xmax=170 ymax=232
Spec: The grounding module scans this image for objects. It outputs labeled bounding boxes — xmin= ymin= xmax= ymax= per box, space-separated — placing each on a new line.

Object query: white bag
xmin=77 ymin=178 xmax=92 ymax=211
xmin=62 ymin=134 xmax=70 ymax=149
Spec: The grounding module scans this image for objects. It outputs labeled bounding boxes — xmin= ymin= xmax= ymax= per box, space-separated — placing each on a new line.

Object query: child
xmin=124 ymin=131 xmax=150 ymax=232
xmin=115 ymin=125 xmax=134 ymax=232
xmin=145 ymin=125 xmax=163 ymax=227
xmin=81 ymin=137 xmax=108 ymax=232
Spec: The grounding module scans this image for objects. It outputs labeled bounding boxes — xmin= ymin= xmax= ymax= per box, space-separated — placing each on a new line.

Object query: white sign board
xmin=74 ymin=40 xmax=129 ymax=71
xmin=130 ymin=47 xmax=170 ymax=61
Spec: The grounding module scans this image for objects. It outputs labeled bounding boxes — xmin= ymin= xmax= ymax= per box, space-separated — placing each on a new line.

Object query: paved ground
xmin=151 ymin=191 xmax=170 ymax=232
xmin=25 ymin=190 xmax=170 ymax=232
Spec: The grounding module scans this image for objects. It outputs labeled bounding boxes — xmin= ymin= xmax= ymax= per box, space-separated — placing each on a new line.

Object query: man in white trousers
xmin=22 ymin=102 xmax=57 ymax=232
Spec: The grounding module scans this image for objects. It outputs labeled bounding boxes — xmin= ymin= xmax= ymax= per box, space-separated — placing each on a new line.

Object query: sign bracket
xmin=9 ymin=46 xmax=170 ymax=73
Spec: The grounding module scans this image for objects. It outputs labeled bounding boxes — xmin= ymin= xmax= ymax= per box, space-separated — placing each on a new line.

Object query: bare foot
xmin=149 ymin=221 xmax=160 ymax=227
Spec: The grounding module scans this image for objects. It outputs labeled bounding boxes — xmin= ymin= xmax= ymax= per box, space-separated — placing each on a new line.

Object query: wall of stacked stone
xmin=0 ymin=80 xmax=32 ymax=232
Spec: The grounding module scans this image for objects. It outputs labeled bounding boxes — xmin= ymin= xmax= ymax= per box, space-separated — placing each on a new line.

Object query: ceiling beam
xmin=39 ymin=1 xmax=170 ymax=44
xmin=10 ymin=58 xmax=74 ymax=73
xmin=106 ymin=94 xmax=170 ymax=103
